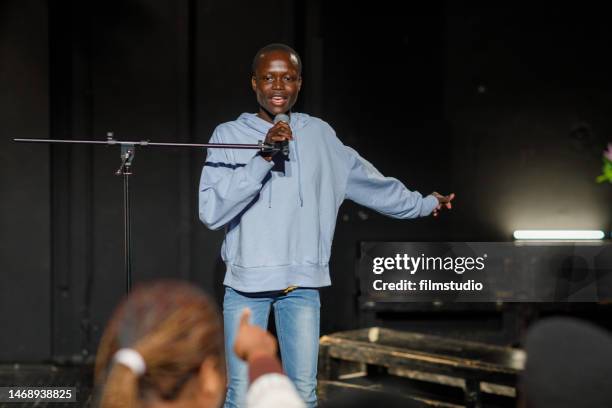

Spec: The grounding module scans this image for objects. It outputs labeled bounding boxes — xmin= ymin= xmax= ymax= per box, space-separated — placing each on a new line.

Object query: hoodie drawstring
xmin=268 ymin=175 xmax=273 ymax=208
xmin=293 ymin=134 xmax=304 ymax=207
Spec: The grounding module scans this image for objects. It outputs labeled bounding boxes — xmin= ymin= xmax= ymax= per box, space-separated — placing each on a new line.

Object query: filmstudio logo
xmin=372 ymin=253 xmax=488 ymax=275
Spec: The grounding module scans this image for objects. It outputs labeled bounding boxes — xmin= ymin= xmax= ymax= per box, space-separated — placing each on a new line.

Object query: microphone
xmin=273 ymin=113 xmax=290 ymax=157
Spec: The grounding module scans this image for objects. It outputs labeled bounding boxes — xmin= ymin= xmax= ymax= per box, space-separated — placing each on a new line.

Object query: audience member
xmin=521 ymin=317 xmax=612 ymax=407
xmin=94 ymin=280 xmax=303 ymax=408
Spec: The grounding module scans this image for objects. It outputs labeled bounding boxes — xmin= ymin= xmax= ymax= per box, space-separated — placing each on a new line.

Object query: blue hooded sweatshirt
xmin=199 ymin=113 xmax=438 ymax=292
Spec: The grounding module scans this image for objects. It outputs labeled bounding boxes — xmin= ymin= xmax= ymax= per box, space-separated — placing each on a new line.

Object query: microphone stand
xmin=14 ymin=133 xmax=279 ymax=293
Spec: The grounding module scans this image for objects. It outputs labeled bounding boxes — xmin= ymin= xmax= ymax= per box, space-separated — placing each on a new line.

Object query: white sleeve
xmin=246 ymin=373 xmax=306 ymax=408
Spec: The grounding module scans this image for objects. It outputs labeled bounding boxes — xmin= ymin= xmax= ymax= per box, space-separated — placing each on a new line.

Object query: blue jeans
xmin=223 ymin=287 xmax=320 ymax=408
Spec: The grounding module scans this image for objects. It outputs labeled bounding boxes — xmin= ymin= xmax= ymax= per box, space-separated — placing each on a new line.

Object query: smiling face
xmin=251 ymin=50 xmax=302 ymax=123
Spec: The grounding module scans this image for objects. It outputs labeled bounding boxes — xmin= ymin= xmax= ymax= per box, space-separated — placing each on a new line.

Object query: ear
xmin=251 ymin=75 xmax=257 ymax=92
xmin=297 ymin=76 xmax=302 ymax=92
xmin=197 ymin=356 xmax=225 ymax=401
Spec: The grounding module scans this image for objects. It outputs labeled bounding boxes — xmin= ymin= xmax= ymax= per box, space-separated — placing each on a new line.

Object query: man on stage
xmin=199 ymin=43 xmax=454 ymax=408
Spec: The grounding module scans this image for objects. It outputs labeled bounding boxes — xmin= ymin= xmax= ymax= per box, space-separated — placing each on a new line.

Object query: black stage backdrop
xmin=1 ymin=0 xmax=611 ymax=362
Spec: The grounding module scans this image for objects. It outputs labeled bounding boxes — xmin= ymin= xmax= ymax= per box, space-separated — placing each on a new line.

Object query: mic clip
xmin=276 ymin=141 xmax=290 ymax=158
xmin=259 ymin=140 xmax=277 ymax=154
xmin=258 ymin=140 xmax=289 ymax=158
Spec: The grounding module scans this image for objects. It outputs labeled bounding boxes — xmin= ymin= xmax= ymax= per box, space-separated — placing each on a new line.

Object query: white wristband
xmin=113 ymin=348 xmax=146 ymax=376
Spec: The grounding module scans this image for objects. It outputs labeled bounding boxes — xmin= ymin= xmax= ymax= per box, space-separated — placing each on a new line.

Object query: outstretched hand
xmin=233 ymin=308 xmax=278 ymax=362
xmin=431 ymin=192 xmax=455 ymax=217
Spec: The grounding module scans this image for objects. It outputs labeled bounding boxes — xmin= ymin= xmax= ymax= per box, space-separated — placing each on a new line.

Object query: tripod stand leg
xmin=123 ymin=171 xmax=132 ymax=293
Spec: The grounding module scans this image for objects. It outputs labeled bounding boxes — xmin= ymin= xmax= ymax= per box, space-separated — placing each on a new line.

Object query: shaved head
xmin=252 ymin=43 xmax=302 ymax=76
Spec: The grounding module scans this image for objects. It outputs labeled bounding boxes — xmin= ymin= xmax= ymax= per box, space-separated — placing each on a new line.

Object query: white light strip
xmin=513 ymin=230 xmax=605 ymax=240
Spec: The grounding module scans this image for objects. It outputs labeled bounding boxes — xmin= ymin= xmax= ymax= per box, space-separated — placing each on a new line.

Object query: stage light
xmin=513 ymin=230 xmax=605 ymax=240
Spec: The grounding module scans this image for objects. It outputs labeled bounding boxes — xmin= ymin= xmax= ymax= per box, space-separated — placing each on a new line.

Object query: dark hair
xmin=94 ymin=280 xmax=224 ymax=407
xmin=522 ymin=317 xmax=612 ymax=408
xmin=251 ymin=43 xmax=302 ymax=75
